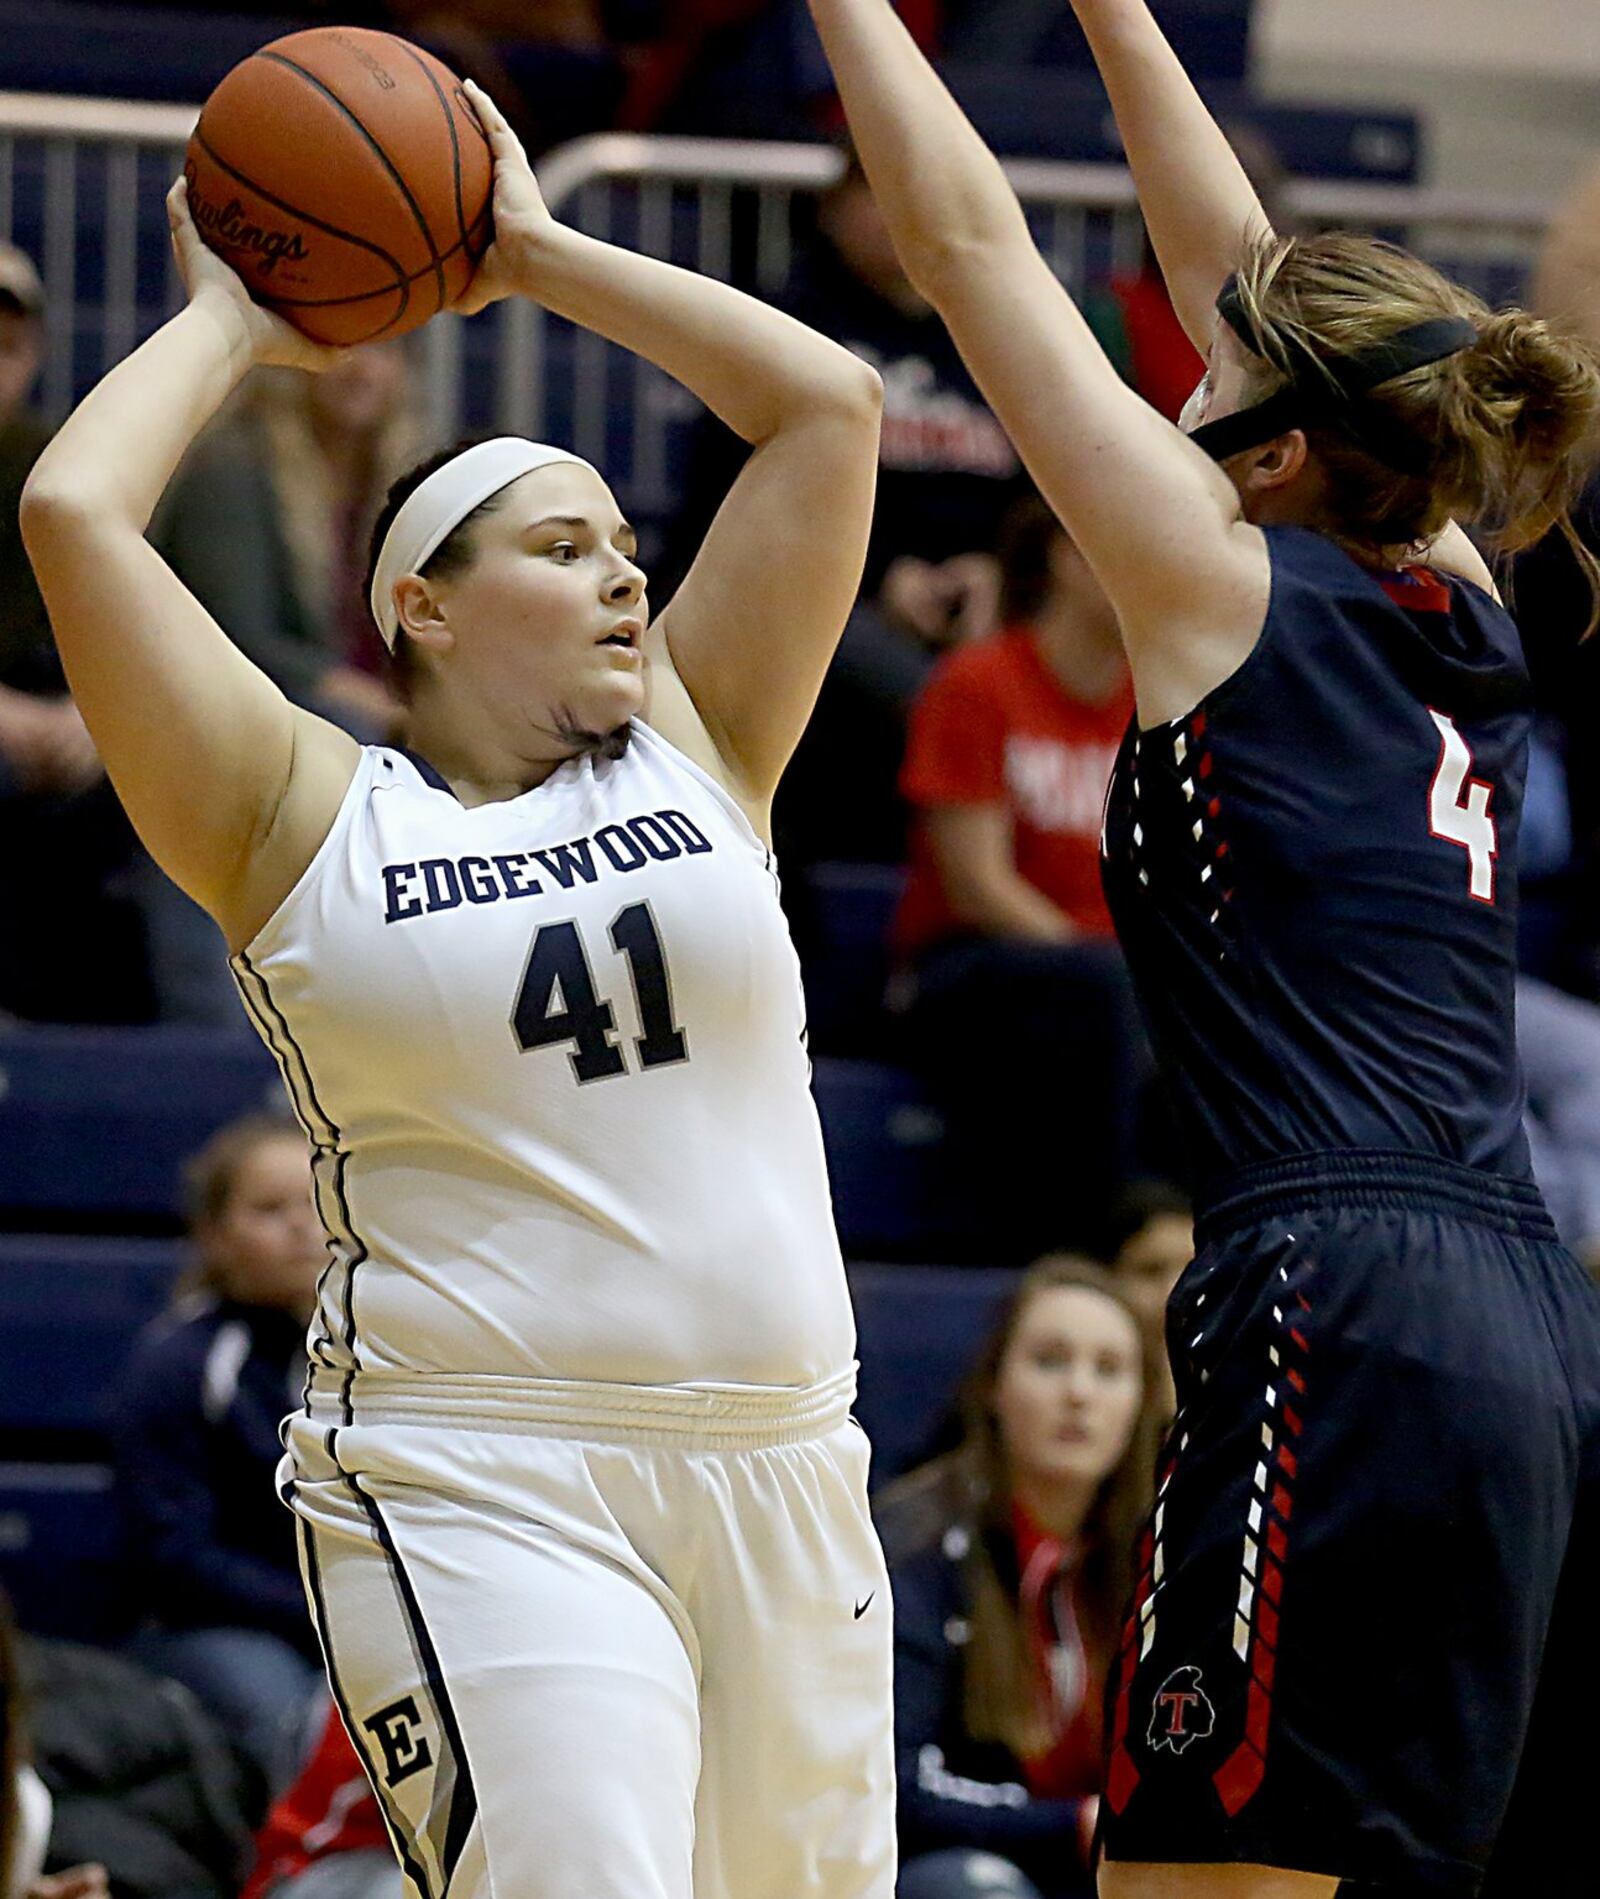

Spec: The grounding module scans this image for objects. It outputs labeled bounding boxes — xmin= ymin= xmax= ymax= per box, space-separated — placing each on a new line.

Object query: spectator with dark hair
xmin=895 ymin=494 xmax=1146 ymax=1258
xmin=115 ymin=1116 xmax=326 ymax=1809
xmin=1 ymin=1586 xmax=114 ymax=1899
xmin=378 ymin=0 xmax=626 ymax=153
xmin=1097 ymin=1181 xmax=1192 ymax=1416
xmin=1100 ymin=1181 xmax=1193 ymax=1331
xmin=0 ymin=243 xmax=144 ymax=1025
xmin=669 ymin=149 xmax=1026 ymax=868
xmin=875 ymin=1258 xmax=1162 ymax=1899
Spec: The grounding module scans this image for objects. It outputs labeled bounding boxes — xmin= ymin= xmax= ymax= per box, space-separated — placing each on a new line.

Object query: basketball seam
xmin=257 ymin=48 xmax=449 ymax=320
xmin=191 ymin=121 xmax=412 ymax=338
xmin=397 ymin=44 xmax=474 ymax=257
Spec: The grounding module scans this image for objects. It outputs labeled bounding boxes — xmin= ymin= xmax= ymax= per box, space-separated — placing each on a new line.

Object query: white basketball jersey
xmin=233 ymin=721 xmax=855 ymax=1389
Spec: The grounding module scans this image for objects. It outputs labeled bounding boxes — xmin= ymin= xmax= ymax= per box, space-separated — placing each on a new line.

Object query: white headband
xmin=369 ymin=437 xmax=600 ymax=649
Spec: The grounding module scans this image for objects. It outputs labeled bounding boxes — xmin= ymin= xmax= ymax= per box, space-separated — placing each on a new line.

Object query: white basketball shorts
xmin=281 ymin=1365 xmax=896 ymax=1899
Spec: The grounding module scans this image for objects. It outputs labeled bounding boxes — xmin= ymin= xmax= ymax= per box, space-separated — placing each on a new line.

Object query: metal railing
xmin=0 ymin=92 xmax=1557 ymax=525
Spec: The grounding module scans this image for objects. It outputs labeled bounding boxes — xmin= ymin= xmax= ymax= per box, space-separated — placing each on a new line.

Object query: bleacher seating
xmin=812 ymin=1059 xmax=952 ymax=1260
xmin=0 ymin=1024 xmax=280 ymax=1229
xmin=0 ymin=1235 xmax=184 ymax=1639
xmin=796 ymin=861 xmax=905 ymax=1057
xmin=0 ymin=0 xmax=305 ymax=103
xmin=942 ymin=65 xmax=1421 ymax=180
xmin=0 ymin=1460 xmax=125 ymax=1640
xmin=0 ymin=1234 xmax=182 ymax=1440
xmin=848 ymin=1264 xmax=1019 ymax=1485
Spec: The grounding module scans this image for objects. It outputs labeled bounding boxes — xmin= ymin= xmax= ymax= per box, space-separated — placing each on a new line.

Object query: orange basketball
xmin=184 ymin=27 xmax=493 ymax=346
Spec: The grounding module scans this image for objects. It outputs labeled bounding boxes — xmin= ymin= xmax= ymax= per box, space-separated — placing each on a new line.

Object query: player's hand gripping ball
xmin=184 ymin=26 xmax=493 ymax=346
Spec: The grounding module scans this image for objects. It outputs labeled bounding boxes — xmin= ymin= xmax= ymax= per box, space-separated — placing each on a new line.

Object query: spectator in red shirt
xmin=897 ymin=495 xmax=1149 ymax=1258
xmin=243 ymin=1702 xmax=394 ymax=1899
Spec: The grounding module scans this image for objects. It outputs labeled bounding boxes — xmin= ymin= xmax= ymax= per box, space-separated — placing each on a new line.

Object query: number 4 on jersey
xmin=513 ymin=901 xmax=688 ymax=1082
xmin=1427 ymin=709 xmax=1497 ymax=904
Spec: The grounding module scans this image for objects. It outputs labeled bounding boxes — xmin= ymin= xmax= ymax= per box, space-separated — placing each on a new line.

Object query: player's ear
xmin=1239 ymin=429 xmax=1310 ymax=497
xmin=394 ymin=574 xmax=456 ymax=656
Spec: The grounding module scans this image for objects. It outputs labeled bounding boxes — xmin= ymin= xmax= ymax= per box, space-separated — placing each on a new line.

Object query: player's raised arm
xmin=801 ymin=0 xmax=1268 ymax=722
xmin=457 ymin=83 xmax=882 ymax=804
xmin=1065 ymin=0 xmax=1498 ymax=601
xmin=1067 ymin=0 xmax=1273 ymax=353
xmin=19 ymin=184 xmax=359 ymax=948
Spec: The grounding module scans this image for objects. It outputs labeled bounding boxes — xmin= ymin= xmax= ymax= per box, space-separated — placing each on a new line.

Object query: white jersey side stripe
xmin=235 ymin=951 xmax=369 ymax=1410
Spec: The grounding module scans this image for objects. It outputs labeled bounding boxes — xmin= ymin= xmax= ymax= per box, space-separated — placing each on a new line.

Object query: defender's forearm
xmin=805 ymin=0 xmax=1034 ymax=297
xmin=1070 ymin=0 xmax=1272 ymax=347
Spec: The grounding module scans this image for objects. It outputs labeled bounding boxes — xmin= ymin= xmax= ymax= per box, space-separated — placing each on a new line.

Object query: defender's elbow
xmin=903 ymin=202 xmax=1030 ymax=308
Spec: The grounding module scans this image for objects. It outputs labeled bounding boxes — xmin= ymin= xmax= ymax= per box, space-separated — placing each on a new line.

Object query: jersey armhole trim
xmin=633 ymin=717 xmax=770 ymax=857
xmin=230 ymin=746 xmax=384 ymax=965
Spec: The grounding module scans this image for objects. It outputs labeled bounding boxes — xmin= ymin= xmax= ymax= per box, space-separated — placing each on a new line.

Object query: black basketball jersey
xmin=1101 ymin=525 xmax=1536 ymax=1195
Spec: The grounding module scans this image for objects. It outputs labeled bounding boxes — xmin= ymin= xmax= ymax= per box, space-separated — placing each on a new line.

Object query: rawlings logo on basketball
xmin=329 ymin=31 xmax=398 ymax=88
xmin=185 ymin=171 xmax=311 ymax=277
xmin=1147 ymin=1666 xmax=1216 ymax=1755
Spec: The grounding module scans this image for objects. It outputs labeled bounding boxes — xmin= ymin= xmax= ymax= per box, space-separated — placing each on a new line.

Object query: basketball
xmin=184 ymin=27 xmax=493 ymax=346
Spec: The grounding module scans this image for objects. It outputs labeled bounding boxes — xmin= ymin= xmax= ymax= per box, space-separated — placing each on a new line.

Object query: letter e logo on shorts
xmin=1147 ymin=1666 xmax=1216 ymax=1756
xmin=363 ymin=1694 xmax=434 ymax=1788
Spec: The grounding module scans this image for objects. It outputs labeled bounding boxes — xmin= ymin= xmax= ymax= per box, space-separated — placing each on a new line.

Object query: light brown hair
xmin=1231 ymin=231 xmax=1600 ymax=618
xmin=179 ymin=1112 xmax=307 ymax=1300
xmin=879 ymin=1257 xmax=1164 ymax=1760
xmin=246 ymin=365 xmax=425 ymax=639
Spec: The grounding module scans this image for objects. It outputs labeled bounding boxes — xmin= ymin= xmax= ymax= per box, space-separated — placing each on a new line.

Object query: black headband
xmin=1189 ymin=273 xmax=1479 ymax=474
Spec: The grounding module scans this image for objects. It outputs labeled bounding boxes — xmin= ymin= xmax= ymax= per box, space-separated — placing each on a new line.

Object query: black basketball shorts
xmin=1099 ymin=1149 xmax=1600 ymax=1897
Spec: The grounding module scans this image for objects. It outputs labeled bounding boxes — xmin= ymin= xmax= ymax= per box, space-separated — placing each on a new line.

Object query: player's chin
xmin=588 ymin=667 xmax=647 ymax=724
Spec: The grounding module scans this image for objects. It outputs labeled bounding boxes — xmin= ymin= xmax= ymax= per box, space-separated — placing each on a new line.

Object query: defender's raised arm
xmin=801 ymin=0 xmax=1268 ymax=723
xmin=1067 ymin=0 xmax=1273 ymax=350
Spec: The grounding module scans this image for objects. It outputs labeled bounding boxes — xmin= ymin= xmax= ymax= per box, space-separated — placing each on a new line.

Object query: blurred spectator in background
xmin=0 ymin=245 xmax=62 ymax=754
xmin=1101 ymin=1181 xmax=1192 ymax=1327
xmin=1519 ymin=975 xmax=1600 ymax=1274
xmin=242 ymin=1701 xmax=395 ymax=1899
xmin=5 ymin=1580 xmax=242 ymax=1899
xmin=379 ymin=0 xmax=627 ymax=152
xmin=0 ymin=243 xmax=147 ymax=1026
xmin=2 ymin=1589 xmax=82 ymax=1899
xmin=894 ymin=496 xmax=1144 ymax=1259
xmin=875 ymin=1259 xmax=1161 ymax=1899
xmin=1082 ymin=124 xmax=1290 ymax=423
xmin=1534 ymin=155 xmax=1600 ymax=361
xmin=669 ymin=149 xmax=1026 ymax=869
xmin=115 ymin=1117 xmax=324 ymax=1811
xmin=146 ymin=348 xmax=425 ymax=1025
xmin=1098 ymin=1181 xmax=1193 ymax=1417
xmin=155 ymin=352 xmax=420 ymax=739
xmin=617 ymin=0 xmax=936 ymax=140
xmin=1517 ymin=153 xmax=1600 ymax=992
